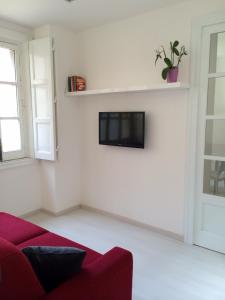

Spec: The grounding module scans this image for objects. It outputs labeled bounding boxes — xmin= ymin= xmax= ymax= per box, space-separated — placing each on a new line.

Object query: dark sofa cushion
xmin=22 ymin=246 xmax=86 ymax=292
xmin=18 ymin=232 xmax=101 ymax=266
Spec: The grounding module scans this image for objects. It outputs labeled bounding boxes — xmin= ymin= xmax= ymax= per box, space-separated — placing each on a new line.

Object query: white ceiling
xmin=0 ymin=0 xmax=189 ymax=32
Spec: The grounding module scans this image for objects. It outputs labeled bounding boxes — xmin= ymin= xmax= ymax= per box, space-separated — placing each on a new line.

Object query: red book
xmin=71 ymin=76 xmax=74 ymax=92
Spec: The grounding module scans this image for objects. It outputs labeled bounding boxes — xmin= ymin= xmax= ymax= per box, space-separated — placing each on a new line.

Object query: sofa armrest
xmin=44 ymin=247 xmax=133 ymax=300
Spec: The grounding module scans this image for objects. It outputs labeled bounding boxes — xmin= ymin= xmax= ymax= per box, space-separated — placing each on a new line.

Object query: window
xmin=0 ymin=43 xmax=25 ymax=161
xmin=0 ymin=37 xmax=56 ymax=163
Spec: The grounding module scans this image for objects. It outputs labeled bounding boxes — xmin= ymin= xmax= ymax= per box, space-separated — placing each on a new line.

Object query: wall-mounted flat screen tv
xmin=99 ymin=112 xmax=145 ymax=148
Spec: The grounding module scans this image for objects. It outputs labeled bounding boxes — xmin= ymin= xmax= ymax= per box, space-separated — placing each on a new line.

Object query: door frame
xmin=184 ymin=12 xmax=225 ymax=244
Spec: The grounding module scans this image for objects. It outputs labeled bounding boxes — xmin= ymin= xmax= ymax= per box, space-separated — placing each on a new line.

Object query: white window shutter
xmin=29 ymin=37 xmax=56 ymax=161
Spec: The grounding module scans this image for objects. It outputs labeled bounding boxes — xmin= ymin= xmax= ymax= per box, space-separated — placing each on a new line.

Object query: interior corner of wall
xmin=33 ymin=24 xmax=52 ymax=39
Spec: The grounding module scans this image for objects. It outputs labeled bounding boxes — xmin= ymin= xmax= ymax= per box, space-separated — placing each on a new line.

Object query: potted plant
xmin=155 ymin=41 xmax=187 ymax=83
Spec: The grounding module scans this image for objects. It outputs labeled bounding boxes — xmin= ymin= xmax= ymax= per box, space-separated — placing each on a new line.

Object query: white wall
xmin=0 ymin=23 xmax=82 ymax=217
xmin=76 ymin=0 xmax=225 ymax=90
xmin=80 ymin=91 xmax=188 ymax=236
xmin=34 ymin=25 xmax=82 ymax=214
xmin=1 ymin=0 xmax=225 ymax=234
xmin=0 ymin=163 xmax=43 ymax=216
xmin=77 ymin=0 xmax=225 ymax=236
xmin=53 ymin=25 xmax=82 ymax=213
xmin=0 ymin=21 xmax=43 ymax=216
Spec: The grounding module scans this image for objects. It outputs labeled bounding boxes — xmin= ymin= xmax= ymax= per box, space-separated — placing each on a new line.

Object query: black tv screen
xmin=99 ymin=112 xmax=145 ymax=148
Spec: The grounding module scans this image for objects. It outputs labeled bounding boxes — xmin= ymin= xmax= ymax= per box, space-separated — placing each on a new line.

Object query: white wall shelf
xmin=66 ymin=82 xmax=189 ymax=97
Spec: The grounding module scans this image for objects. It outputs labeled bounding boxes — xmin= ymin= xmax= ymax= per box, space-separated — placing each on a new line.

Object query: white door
xmin=194 ymin=23 xmax=225 ymax=253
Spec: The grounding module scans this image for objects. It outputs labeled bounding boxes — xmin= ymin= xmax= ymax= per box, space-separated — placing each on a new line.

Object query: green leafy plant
xmin=155 ymin=41 xmax=187 ymax=80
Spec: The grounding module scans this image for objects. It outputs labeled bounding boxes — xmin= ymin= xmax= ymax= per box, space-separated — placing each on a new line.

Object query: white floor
xmin=26 ymin=209 xmax=225 ymax=300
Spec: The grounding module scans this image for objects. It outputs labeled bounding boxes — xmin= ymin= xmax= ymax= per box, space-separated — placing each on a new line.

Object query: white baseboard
xmin=20 ymin=205 xmax=81 ymax=218
xmin=19 ymin=208 xmax=43 ymax=218
xmin=19 ymin=204 xmax=183 ymax=242
xmin=41 ymin=204 xmax=81 ymax=217
xmin=81 ymin=204 xmax=184 ymax=242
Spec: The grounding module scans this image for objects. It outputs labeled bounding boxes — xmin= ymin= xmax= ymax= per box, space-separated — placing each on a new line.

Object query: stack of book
xmin=68 ymin=76 xmax=86 ymax=92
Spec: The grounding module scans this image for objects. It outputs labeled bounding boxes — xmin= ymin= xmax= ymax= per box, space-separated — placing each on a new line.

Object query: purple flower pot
xmin=167 ymin=67 xmax=179 ymax=83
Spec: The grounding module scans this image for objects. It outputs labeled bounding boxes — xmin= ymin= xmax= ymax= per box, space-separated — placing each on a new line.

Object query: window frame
xmin=0 ymin=41 xmax=27 ymax=161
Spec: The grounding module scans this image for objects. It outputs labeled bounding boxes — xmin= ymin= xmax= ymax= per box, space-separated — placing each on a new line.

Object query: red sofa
xmin=0 ymin=212 xmax=133 ymax=300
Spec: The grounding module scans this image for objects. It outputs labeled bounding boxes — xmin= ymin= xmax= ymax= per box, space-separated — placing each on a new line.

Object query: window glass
xmin=0 ymin=47 xmax=16 ymax=82
xmin=0 ymin=84 xmax=18 ymax=117
xmin=203 ymin=160 xmax=225 ymax=197
xmin=207 ymin=77 xmax=225 ymax=115
xmin=205 ymin=120 xmax=225 ymax=157
xmin=1 ymin=119 xmax=21 ymax=152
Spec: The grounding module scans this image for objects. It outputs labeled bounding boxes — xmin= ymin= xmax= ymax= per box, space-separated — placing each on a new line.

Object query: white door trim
xmin=184 ymin=12 xmax=225 ymax=244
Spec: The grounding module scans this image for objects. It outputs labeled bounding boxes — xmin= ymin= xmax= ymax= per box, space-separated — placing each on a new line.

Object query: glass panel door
xmin=195 ymin=23 xmax=225 ymax=254
xmin=204 ymin=30 xmax=225 ymax=195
